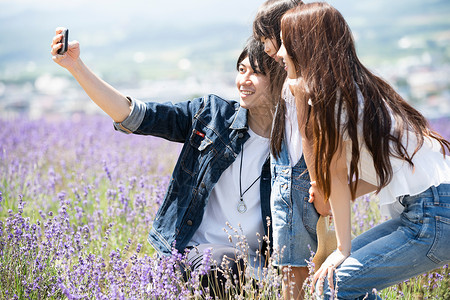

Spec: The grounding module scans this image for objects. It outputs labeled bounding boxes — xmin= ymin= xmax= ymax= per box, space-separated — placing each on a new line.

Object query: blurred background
xmin=0 ymin=0 xmax=449 ymax=120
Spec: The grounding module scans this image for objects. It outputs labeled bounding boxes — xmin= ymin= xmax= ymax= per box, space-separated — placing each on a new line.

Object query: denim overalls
xmin=270 ymin=140 xmax=319 ymax=266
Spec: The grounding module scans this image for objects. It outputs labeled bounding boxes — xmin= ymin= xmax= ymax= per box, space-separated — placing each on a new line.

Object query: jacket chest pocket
xmin=180 ymin=128 xmax=216 ymax=177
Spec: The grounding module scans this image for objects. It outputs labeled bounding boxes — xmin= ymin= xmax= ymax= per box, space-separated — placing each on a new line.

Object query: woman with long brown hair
xmin=278 ymin=2 xmax=450 ymax=299
xmin=253 ymin=1 xmax=333 ymax=299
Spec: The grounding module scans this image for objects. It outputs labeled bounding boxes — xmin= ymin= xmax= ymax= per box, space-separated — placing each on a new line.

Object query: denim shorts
xmin=270 ymin=144 xmax=319 ymax=267
xmin=317 ymin=183 xmax=450 ymax=300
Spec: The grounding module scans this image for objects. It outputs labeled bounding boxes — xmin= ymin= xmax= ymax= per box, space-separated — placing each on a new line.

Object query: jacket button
xmin=224 ymin=152 xmax=229 ymax=158
xmin=238 ymin=133 xmax=244 ymax=138
xmin=200 ymin=182 xmax=206 ymax=188
xmin=187 ymin=220 xmax=193 ymax=226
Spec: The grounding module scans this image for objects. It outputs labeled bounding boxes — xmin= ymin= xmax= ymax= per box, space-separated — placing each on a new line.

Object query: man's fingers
xmin=51 ymin=43 xmax=62 ymax=56
xmin=55 ymin=27 xmax=66 ymax=34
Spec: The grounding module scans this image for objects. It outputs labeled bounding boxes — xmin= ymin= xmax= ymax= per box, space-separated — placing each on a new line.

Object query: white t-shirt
xmin=188 ymin=128 xmax=269 ymax=259
xmin=283 ymin=80 xmax=303 ymax=166
xmin=342 ymin=89 xmax=450 ymax=218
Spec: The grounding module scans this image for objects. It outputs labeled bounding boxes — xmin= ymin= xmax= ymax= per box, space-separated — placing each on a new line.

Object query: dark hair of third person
xmin=253 ymin=0 xmax=304 ymax=158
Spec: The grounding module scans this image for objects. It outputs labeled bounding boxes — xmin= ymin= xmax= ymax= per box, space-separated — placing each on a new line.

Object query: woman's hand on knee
xmin=311 ymin=249 xmax=348 ymax=295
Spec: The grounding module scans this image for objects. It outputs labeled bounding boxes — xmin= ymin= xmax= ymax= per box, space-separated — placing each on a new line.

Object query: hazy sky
xmin=0 ymin=0 xmax=269 ymax=24
xmin=1 ymin=0 xmax=443 ymax=76
xmin=0 ymin=0 xmax=353 ymax=58
xmin=0 ymin=0 xmax=352 ymax=28
xmin=0 ymin=0 xmax=353 ymax=75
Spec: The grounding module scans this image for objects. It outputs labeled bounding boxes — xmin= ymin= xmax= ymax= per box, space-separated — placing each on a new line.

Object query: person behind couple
xmin=278 ymin=2 xmax=450 ymax=299
xmin=253 ymin=1 xmax=333 ymax=299
xmin=51 ymin=32 xmax=285 ymax=296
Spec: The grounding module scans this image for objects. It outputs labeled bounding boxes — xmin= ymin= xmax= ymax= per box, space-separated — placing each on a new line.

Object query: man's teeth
xmin=241 ymin=91 xmax=254 ymax=95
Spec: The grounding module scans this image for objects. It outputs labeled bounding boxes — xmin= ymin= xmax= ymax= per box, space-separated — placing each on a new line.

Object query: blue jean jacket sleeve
xmin=114 ymin=96 xmax=204 ymax=142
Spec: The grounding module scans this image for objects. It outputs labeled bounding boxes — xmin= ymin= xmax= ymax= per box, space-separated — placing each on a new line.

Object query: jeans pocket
xmin=427 ymin=216 xmax=450 ymax=264
xmin=303 ymin=199 xmax=319 ymax=235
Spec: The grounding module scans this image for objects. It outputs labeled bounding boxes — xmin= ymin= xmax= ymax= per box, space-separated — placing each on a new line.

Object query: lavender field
xmin=1 ymin=114 xmax=449 ymax=299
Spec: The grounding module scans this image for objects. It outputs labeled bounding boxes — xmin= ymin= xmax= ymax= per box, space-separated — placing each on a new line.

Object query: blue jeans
xmin=317 ymin=183 xmax=450 ymax=299
xmin=271 ymin=142 xmax=319 ymax=266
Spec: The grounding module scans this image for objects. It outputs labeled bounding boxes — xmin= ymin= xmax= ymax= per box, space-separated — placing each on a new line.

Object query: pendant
xmin=237 ymin=200 xmax=247 ymax=213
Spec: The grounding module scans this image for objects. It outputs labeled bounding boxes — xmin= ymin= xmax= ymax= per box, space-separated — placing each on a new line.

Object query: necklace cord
xmin=239 ymin=143 xmax=262 ymax=202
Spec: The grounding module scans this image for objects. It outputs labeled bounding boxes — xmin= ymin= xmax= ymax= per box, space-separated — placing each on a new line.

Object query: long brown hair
xmin=253 ymin=0 xmax=304 ymax=157
xmin=281 ymin=2 xmax=450 ymax=200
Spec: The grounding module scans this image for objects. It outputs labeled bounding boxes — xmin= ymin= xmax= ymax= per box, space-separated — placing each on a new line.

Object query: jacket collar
xmin=230 ymin=106 xmax=248 ymax=131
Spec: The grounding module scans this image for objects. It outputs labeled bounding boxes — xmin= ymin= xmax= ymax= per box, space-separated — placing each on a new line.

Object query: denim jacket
xmin=114 ymin=94 xmax=272 ymax=256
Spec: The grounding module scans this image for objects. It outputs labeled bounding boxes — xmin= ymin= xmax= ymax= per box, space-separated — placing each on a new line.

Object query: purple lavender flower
xmin=2 ymin=114 xmax=448 ymax=299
